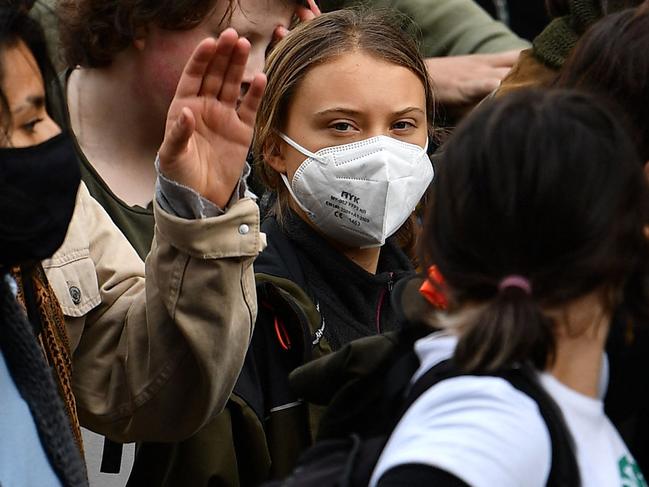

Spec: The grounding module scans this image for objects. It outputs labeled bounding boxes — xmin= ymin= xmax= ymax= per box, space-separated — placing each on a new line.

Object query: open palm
xmin=158 ymin=29 xmax=266 ymax=208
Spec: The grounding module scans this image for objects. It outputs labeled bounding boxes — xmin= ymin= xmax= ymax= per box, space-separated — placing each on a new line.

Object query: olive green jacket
xmin=322 ymin=0 xmax=530 ymax=56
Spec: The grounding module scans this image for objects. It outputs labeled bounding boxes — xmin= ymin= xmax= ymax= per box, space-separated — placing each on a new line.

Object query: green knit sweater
xmin=533 ymin=0 xmax=637 ymax=68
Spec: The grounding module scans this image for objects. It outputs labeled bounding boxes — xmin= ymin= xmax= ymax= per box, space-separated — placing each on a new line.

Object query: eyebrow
xmin=313 ymin=106 xmax=425 ymax=117
xmin=13 ymin=95 xmax=45 ymax=115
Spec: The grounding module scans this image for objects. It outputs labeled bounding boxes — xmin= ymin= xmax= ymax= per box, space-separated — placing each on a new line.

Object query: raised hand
xmin=158 ymin=29 xmax=266 ymax=208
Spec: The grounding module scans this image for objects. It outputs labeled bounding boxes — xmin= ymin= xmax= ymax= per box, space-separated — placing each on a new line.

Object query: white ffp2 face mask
xmin=279 ymin=133 xmax=434 ymax=248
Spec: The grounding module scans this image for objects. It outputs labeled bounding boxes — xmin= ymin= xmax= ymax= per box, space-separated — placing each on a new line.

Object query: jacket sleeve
xmin=66 ymin=183 xmax=263 ymax=443
xmin=403 ymin=0 xmax=531 ymax=56
xmin=322 ymin=0 xmax=530 ymax=56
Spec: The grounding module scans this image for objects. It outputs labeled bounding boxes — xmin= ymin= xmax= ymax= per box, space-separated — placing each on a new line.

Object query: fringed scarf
xmin=1 ymin=265 xmax=87 ymax=485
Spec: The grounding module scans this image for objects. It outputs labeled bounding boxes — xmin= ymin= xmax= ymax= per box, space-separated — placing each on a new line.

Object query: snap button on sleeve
xmin=238 ymin=224 xmax=250 ymax=235
xmin=69 ymin=285 xmax=82 ymax=305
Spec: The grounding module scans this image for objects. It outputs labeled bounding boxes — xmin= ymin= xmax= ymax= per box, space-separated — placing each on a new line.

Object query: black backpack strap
xmin=399 ymin=359 xmax=456 ymax=414
xmin=501 ymin=366 xmax=580 ymax=487
xmin=399 ymin=362 xmax=581 ymax=487
xmin=344 ymin=359 xmax=461 ymax=487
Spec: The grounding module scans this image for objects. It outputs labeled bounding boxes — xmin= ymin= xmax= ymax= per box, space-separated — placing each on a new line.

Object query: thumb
xmin=159 ymin=107 xmax=195 ymax=163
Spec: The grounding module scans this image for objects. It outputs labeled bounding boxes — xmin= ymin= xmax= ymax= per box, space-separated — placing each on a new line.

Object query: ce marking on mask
xmin=326 ymin=191 xmax=370 ymax=227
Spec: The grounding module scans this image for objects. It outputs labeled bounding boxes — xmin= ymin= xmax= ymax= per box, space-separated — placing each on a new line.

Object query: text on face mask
xmin=325 ymin=192 xmax=370 ymax=227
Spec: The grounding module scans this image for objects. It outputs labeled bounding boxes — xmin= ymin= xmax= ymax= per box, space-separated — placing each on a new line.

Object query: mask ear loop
xmin=277 ymin=132 xmax=321 ymax=218
xmin=278 ymin=133 xmax=322 ymax=161
xmin=280 ymin=173 xmax=316 ymax=218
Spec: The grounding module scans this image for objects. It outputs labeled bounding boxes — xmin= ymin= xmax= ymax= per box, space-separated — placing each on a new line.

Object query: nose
xmin=366 ymin=128 xmax=391 ymax=140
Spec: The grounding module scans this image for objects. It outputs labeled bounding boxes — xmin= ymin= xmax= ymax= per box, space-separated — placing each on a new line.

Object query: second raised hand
xmin=158 ymin=28 xmax=267 ymax=209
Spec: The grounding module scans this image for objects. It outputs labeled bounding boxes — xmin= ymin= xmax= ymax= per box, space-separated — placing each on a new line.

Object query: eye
xmin=392 ymin=120 xmax=416 ymax=131
xmin=22 ymin=118 xmax=44 ymax=133
xmin=331 ymin=122 xmax=355 ymax=132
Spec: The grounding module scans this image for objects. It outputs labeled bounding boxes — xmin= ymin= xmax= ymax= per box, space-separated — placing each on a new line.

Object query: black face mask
xmin=0 ymin=132 xmax=80 ymax=266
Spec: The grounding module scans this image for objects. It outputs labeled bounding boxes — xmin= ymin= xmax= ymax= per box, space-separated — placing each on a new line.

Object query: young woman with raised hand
xmin=371 ymin=89 xmax=649 ymax=487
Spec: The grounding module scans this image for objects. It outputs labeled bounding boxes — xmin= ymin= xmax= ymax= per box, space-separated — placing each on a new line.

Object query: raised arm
xmin=58 ymin=30 xmax=266 ymax=442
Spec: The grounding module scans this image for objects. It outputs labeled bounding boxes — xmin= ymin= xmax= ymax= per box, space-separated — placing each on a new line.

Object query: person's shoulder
xmin=405 ymin=371 xmax=550 ymax=439
xmin=372 ymin=372 xmax=552 ymax=487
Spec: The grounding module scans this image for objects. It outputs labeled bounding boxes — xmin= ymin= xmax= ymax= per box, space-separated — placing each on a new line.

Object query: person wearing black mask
xmin=0 ymin=6 xmax=86 ymax=483
xmin=0 ymin=2 xmax=267 ymax=485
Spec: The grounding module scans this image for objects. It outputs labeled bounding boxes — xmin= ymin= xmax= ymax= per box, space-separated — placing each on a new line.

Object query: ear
xmin=263 ymin=135 xmax=287 ymax=174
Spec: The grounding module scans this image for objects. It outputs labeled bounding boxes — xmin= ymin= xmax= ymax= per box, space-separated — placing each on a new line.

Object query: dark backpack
xmin=267 ymin=325 xmax=580 ymax=487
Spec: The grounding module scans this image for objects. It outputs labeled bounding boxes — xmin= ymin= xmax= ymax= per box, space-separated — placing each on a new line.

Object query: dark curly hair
xmin=58 ymin=0 xmax=306 ymax=68
xmin=58 ymin=0 xmax=232 ymax=68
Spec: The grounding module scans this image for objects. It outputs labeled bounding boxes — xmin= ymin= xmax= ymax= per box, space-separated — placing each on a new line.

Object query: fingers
xmin=176 ymin=28 xmax=261 ymax=116
xmin=198 ymin=28 xmax=240 ymax=97
xmin=161 ymin=107 xmax=195 ymax=160
xmin=174 ymin=39 xmax=218 ymax=98
xmin=467 ymin=78 xmax=500 ymax=98
xmin=274 ymin=25 xmax=290 ymax=42
xmin=482 ymin=49 xmax=522 ymax=68
xmin=460 ymin=68 xmax=510 ymax=100
xmin=295 ymin=5 xmax=317 ymax=22
xmin=276 ymin=0 xmax=321 ymax=43
xmin=218 ymin=37 xmax=251 ymax=105
xmin=493 ymin=67 xmax=512 ymax=80
xmin=306 ymin=0 xmax=321 ymax=16
xmin=238 ymin=73 xmax=267 ymax=126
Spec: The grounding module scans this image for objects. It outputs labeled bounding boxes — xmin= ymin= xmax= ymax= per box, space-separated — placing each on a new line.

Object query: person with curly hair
xmin=1 ymin=2 xmax=269 ymax=484
xmin=57 ymin=0 xmax=307 ymax=259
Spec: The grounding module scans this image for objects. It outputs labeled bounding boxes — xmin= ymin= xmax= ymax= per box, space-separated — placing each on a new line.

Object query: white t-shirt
xmin=370 ymin=332 xmax=647 ymax=487
xmin=81 ymin=428 xmax=135 ymax=487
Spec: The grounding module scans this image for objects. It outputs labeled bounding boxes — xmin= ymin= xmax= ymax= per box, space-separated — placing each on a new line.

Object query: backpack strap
xmin=400 ymin=362 xmax=581 ymax=487
xmin=501 ymin=366 xmax=580 ymax=487
xmin=256 ymin=216 xmax=321 ymax=361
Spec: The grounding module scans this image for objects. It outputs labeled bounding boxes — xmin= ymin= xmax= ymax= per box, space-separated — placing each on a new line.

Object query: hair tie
xmin=498 ymin=275 xmax=532 ymax=295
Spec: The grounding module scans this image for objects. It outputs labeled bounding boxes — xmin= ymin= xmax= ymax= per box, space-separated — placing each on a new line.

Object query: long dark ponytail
xmin=421 ymin=89 xmax=649 ymax=372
